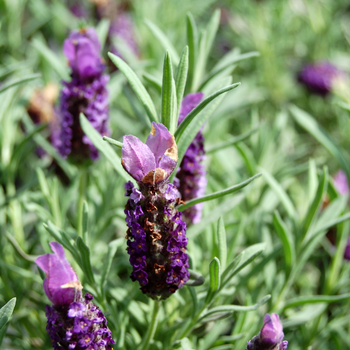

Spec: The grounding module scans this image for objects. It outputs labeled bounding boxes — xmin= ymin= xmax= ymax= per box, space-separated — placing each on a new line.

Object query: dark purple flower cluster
xmin=35 ymin=242 xmax=115 ymax=349
xmin=175 ymin=93 xmax=207 ymax=224
xmin=122 ymin=123 xmax=190 ymax=299
xmin=46 ymin=293 xmax=115 ymax=350
xmin=53 ymin=28 xmax=109 ymax=161
xmin=246 ymin=314 xmax=288 ymax=350
xmin=298 ymin=61 xmax=343 ymax=96
xmin=124 ymin=181 xmax=189 ymax=300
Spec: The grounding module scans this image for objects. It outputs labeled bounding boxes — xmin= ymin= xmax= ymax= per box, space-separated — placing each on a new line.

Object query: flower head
xmin=63 ymin=28 xmax=104 ymax=79
xmin=246 ymin=313 xmax=288 ymax=350
xmin=333 ymin=170 xmax=349 ymax=196
xmin=35 ymin=242 xmax=82 ymax=306
xmin=298 ymin=61 xmax=344 ymax=96
xmin=122 ymin=122 xmax=178 ymax=184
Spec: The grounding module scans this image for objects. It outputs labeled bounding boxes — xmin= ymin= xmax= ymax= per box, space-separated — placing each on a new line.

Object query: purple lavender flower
xmin=122 ymin=123 xmax=190 ymax=300
xmin=333 ymin=170 xmax=349 ymax=195
xmin=55 ymin=28 xmax=109 ymax=161
xmin=246 ymin=314 xmax=288 ymax=350
xmin=174 ymin=93 xmax=207 ymax=224
xmin=298 ymin=61 xmax=344 ymax=96
xmin=344 ymin=236 xmax=350 ymax=261
xmin=35 ymin=242 xmax=115 ymax=349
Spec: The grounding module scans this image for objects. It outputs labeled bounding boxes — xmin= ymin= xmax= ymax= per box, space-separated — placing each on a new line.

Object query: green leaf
xmin=161 ymin=51 xmax=175 ymax=132
xmin=186 ymin=13 xmax=198 ymax=93
xmin=32 ymin=39 xmax=69 ymax=80
xmin=100 ymin=238 xmax=124 ymax=295
xmin=108 ymin=53 xmax=159 ymax=123
xmin=79 ymin=114 xmax=131 ymax=182
xmin=289 ymin=105 xmax=350 ymax=182
xmin=0 ymin=74 xmax=41 ymax=94
xmin=206 ymin=257 xmax=221 ymax=303
xmin=260 ymin=168 xmax=297 ymax=221
xmin=301 ymin=167 xmax=328 ymax=244
xmin=206 ymin=123 xmax=263 ymax=154
xmin=102 ymin=136 xmax=123 ymax=149
xmin=178 ymin=173 xmax=261 ymax=211
xmin=187 ymin=194 xmax=245 ymax=239
xmin=0 ymin=298 xmax=16 ymax=345
xmin=200 ymin=295 xmax=271 ymax=320
xmin=204 ymin=9 xmax=221 ymax=59
xmin=283 ymin=304 xmax=327 ymax=328
xmin=191 ymin=29 xmax=207 ymax=92
xmin=273 ymin=211 xmax=295 ymax=270
xmin=221 ymin=243 xmax=266 ymax=288
xmin=144 ymin=19 xmax=179 ymax=63
xmin=175 ymin=46 xmax=189 ymax=118
xmin=76 ymin=236 xmax=95 ymax=286
xmin=283 ymin=293 xmax=350 ymax=310
xmin=217 ymin=217 xmax=227 ymax=271
xmin=82 ymin=201 xmax=89 ymax=244
xmin=185 ymin=270 xmax=205 ymax=286
xmin=181 ymin=338 xmax=193 ymax=350
xmin=96 ymin=18 xmax=110 ymax=49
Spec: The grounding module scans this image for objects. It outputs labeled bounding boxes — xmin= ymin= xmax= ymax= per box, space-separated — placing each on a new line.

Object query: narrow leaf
xmin=0 ymin=74 xmax=41 ymax=94
xmin=103 ymin=136 xmax=123 ymax=149
xmin=273 ymin=211 xmax=295 ymax=269
xmin=175 ymin=46 xmax=189 ymax=117
xmin=191 ymin=29 xmax=207 ymax=92
xmin=96 ymin=18 xmax=110 ymax=49
xmin=80 ymin=114 xmax=130 ymax=182
xmin=144 ymin=19 xmax=179 ymax=63
xmin=217 ymin=217 xmax=227 ymax=271
xmin=76 ymin=237 xmax=95 ymax=285
xmin=161 ymin=51 xmax=174 ymax=131
xmin=206 ymin=257 xmax=221 ymax=303
xmin=0 ymin=298 xmax=16 ymax=345
xmin=185 ymin=270 xmax=205 ymax=287
xmin=178 ymin=173 xmax=261 ymax=211
xmin=143 ymin=73 xmax=162 ymax=93
xmin=108 ymin=53 xmax=158 ymax=123
xmin=82 ymin=201 xmax=89 ymax=244
xmin=186 ymin=13 xmax=198 ymax=93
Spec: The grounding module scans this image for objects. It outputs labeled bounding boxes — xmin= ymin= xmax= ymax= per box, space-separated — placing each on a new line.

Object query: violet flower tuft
xmin=246 ymin=313 xmax=288 ymax=350
xmin=54 ymin=27 xmax=109 ymax=162
xmin=122 ymin=123 xmax=190 ymax=300
xmin=298 ymin=61 xmax=344 ymax=96
xmin=35 ymin=243 xmax=115 ymax=349
xmin=174 ymin=93 xmax=207 ymax=224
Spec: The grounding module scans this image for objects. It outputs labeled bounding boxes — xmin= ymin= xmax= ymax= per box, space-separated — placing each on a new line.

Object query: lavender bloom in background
xmin=55 ymin=28 xmax=109 ymax=161
xmin=333 ymin=170 xmax=349 ymax=195
xmin=246 ymin=313 xmax=288 ymax=350
xmin=298 ymin=61 xmax=344 ymax=96
xmin=35 ymin=242 xmax=115 ymax=349
xmin=122 ymin=123 xmax=190 ymax=300
xmin=174 ymin=93 xmax=207 ymax=224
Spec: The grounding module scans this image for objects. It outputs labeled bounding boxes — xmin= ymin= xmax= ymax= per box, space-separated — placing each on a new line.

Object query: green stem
xmin=139 ymin=300 xmax=161 ymax=350
xmin=77 ymin=170 xmax=87 ymax=237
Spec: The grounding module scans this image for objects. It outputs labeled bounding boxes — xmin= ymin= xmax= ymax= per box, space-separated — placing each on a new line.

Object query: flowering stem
xmin=77 ymin=170 xmax=87 ymax=237
xmin=139 ymin=300 xmax=160 ymax=350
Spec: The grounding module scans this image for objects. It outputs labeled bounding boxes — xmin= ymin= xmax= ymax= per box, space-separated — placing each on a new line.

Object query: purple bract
xmin=174 ymin=93 xmax=207 ymax=224
xmin=122 ymin=124 xmax=190 ymax=300
xmin=333 ymin=170 xmax=349 ymax=196
xmin=298 ymin=61 xmax=343 ymax=96
xmin=246 ymin=313 xmax=288 ymax=350
xmin=36 ymin=243 xmax=115 ymax=349
xmin=54 ymin=28 xmax=110 ymax=161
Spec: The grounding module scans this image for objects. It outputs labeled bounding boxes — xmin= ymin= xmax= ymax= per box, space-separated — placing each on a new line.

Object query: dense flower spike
xmin=298 ymin=62 xmax=344 ymax=96
xmin=246 ymin=314 xmax=288 ymax=350
xmin=35 ymin=243 xmax=115 ymax=349
xmin=122 ymin=123 xmax=189 ymax=300
xmin=174 ymin=93 xmax=207 ymax=224
xmin=55 ymin=27 xmax=109 ymax=161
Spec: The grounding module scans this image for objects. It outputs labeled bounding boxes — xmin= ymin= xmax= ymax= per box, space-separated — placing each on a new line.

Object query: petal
xmin=146 ymin=123 xmax=176 ymax=166
xmin=122 ymin=135 xmax=156 ymax=181
xmin=178 ymin=93 xmax=204 ymax=124
xmin=261 ymin=313 xmax=284 ymax=344
xmin=158 ymin=155 xmax=177 ymax=178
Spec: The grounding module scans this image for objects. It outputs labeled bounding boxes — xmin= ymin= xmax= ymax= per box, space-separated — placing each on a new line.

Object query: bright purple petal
xmin=146 ymin=123 xmax=176 ymax=166
xmin=122 ymin=135 xmax=156 ymax=181
xmin=334 ymin=170 xmax=349 ymax=195
xmin=261 ymin=313 xmax=284 ymax=344
xmin=35 ymin=242 xmax=81 ymax=306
